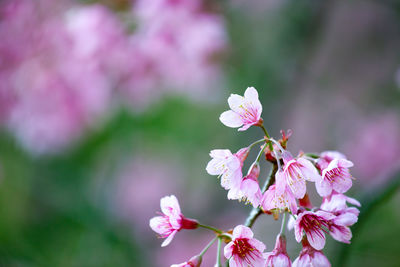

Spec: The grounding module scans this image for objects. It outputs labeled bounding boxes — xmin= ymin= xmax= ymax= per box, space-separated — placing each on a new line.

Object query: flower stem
xmin=280 ymin=212 xmax=287 ymax=235
xmin=200 ymin=236 xmax=218 ymax=257
xmin=248 ymin=138 xmax=267 ymax=150
xmin=259 ymin=125 xmax=274 ymax=151
xmin=215 ymin=237 xmax=222 ymax=267
xmin=244 ymin=163 xmax=278 ymax=227
xmin=255 ymin=143 xmax=268 ymax=163
xmin=198 ymin=223 xmax=223 ymax=234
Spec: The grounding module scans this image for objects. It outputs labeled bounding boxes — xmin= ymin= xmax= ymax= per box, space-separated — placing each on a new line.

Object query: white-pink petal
xmin=161 ymin=230 xmax=177 ymax=247
xmin=233 ymin=225 xmax=254 ymax=239
xmin=219 ymin=110 xmax=243 ymax=128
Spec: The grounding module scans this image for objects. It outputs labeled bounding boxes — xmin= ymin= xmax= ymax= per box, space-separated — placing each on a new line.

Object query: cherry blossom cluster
xmin=150 ymin=87 xmax=360 ymax=266
xmin=0 ymin=0 xmax=226 ymax=154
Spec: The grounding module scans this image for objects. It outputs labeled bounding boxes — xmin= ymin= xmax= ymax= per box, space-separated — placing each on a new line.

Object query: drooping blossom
xmin=150 ymin=195 xmax=198 ymax=247
xmin=320 ymin=193 xmax=360 ymax=244
xmin=294 ymin=210 xmax=334 ymax=250
xmin=206 ymin=148 xmax=249 ymax=198
xmin=261 ymin=171 xmax=297 ymax=214
xmin=265 ymin=234 xmax=292 ymax=267
xmin=171 ymin=255 xmax=202 ymax=267
xmin=315 ymin=159 xmax=354 ymax=197
xmin=224 ymin=225 xmax=266 ymax=267
xmin=292 ymin=238 xmax=331 ymax=267
xmin=237 ymin=163 xmax=262 ymax=207
xmin=219 ymin=87 xmax=263 ymax=131
xmin=294 ymin=208 xmax=357 ymax=250
xmin=280 ymin=152 xmax=321 ymax=199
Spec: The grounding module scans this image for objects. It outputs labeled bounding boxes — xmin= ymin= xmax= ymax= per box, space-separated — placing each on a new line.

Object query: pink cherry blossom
xmin=294 ymin=208 xmax=357 ymax=250
xmin=206 ymin=148 xmax=249 ymax=198
xmin=280 ymin=152 xmax=321 ymax=199
xmin=320 ymin=192 xmax=360 ymax=213
xmin=261 ymin=170 xmax=297 ymax=214
xmin=150 ymin=195 xmax=198 ymax=247
xmin=316 ymin=151 xmax=347 ymax=171
xmin=294 ymin=210 xmax=335 ymax=250
xmin=292 ymin=239 xmax=331 ymax=267
xmin=315 ymin=159 xmax=354 ymax=197
xmin=320 ymin=193 xmax=359 ymax=244
xmin=265 ymin=234 xmax=292 ymax=267
xmin=238 ymin=163 xmax=262 ymax=208
xmin=171 ymin=255 xmax=202 ymax=267
xmin=219 ymin=87 xmax=263 ymax=131
xmin=224 ymin=225 xmax=266 ymax=267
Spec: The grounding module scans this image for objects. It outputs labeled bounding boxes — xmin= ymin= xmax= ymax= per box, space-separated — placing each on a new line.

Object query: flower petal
xmin=227 ymin=94 xmax=245 ymax=112
xmin=220 ymin=110 xmax=243 ymax=128
xmin=232 ymin=225 xmax=254 ymax=239
xmin=306 ymin=229 xmax=326 ymax=250
xmin=161 ymin=230 xmax=177 ymax=247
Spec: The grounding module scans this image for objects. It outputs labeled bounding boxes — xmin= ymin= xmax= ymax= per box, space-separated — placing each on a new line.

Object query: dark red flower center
xmin=232 ymin=238 xmax=254 ymax=258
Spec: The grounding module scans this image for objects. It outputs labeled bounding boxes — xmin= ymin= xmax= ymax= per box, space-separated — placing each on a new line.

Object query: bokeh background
xmin=0 ymin=0 xmax=400 ymax=266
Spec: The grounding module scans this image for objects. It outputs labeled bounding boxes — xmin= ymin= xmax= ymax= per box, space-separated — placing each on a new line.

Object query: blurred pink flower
xmin=343 ymin=113 xmax=400 ymax=186
xmin=0 ymin=0 xmax=228 ymax=153
xmin=0 ymin=0 xmax=112 ymax=154
xmin=219 ymin=87 xmax=263 ymax=131
xmin=224 ymin=225 xmax=266 ymax=267
xmin=122 ymin=0 xmax=227 ymax=105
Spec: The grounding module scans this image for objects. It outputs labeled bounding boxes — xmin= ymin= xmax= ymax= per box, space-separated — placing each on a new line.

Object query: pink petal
xmin=238 ymin=123 xmax=252 ymax=131
xmin=345 ymin=196 xmax=361 ymax=207
xmin=149 ymin=216 xmax=168 ymax=235
xmin=248 ymin=238 xmax=266 ymax=253
xmin=160 ymin=195 xmax=181 ymax=216
xmin=287 ymin=175 xmax=306 ymax=199
xmin=332 ymin=177 xmax=352 ymax=194
xmin=334 ymin=212 xmax=358 ymax=226
xmin=313 ymin=252 xmax=331 ymax=267
xmin=297 ymin=158 xmax=320 ymax=182
xmin=220 ymin=110 xmax=243 ymax=128
xmin=275 ymin=170 xmax=286 ymax=195
xmin=209 ymin=149 xmax=233 ymax=159
xmin=294 ymin=219 xmax=303 ymax=243
xmin=224 ymin=242 xmax=234 ymax=259
xmin=244 ymin=87 xmax=262 ymax=114
xmin=338 ymin=159 xmax=354 ymax=168
xmin=232 ymin=225 xmax=254 ymax=239
xmin=306 ymin=229 xmax=326 ymax=250
xmin=329 ymin=225 xmax=352 ymax=243
xmin=206 ymin=158 xmax=224 ymax=175
xmin=161 ymin=230 xmax=177 ymax=247
xmin=227 ymin=94 xmax=245 ymax=112
xmin=315 ymin=179 xmax=332 ymax=197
